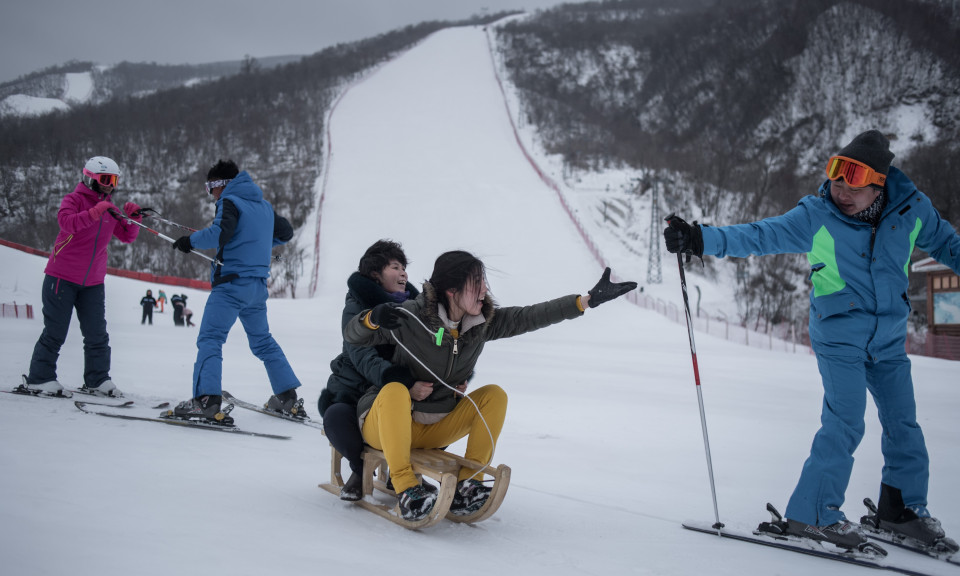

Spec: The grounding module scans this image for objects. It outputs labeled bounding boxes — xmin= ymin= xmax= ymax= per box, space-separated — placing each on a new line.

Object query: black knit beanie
xmin=837 ymin=130 xmax=895 ymax=176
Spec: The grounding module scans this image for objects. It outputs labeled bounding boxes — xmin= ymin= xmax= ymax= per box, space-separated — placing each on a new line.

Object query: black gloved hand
xmin=370 ymin=302 xmax=403 ymax=330
xmin=663 ymin=214 xmax=704 ymax=257
xmin=587 ymin=267 xmax=638 ymax=308
xmin=381 ymin=365 xmax=416 ymax=388
xmin=172 ymin=235 xmax=193 ymax=254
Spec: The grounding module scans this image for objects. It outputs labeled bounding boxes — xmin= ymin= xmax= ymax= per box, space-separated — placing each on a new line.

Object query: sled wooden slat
xmin=319 ymin=441 xmax=511 ymax=528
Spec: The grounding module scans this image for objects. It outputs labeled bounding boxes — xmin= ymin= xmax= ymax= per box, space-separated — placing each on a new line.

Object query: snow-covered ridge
xmin=0 ymin=56 xmax=302 ymax=118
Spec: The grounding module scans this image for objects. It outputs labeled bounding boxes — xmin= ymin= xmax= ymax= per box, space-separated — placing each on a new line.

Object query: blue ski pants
xmin=785 ymin=353 xmax=929 ymax=526
xmin=28 ymin=275 xmax=110 ymax=387
xmin=192 ymin=277 xmax=299 ymax=398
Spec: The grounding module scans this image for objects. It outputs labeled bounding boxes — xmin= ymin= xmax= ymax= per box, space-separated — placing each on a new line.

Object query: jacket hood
xmin=347 ymin=271 xmax=420 ymax=306
xmin=221 ymin=171 xmax=262 ymax=203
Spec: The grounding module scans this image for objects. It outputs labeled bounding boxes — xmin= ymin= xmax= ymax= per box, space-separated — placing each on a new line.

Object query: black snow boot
xmin=449 ymin=479 xmax=492 ymax=516
xmin=866 ymin=483 xmax=959 ymax=552
xmin=172 ymin=394 xmax=234 ymax=425
xmin=265 ymin=388 xmax=307 ymax=419
xmin=340 ymin=472 xmax=363 ymax=502
xmin=758 ymin=516 xmax=867 ymax=550
xmin=397 ymin=484 xmax=437 ymax=521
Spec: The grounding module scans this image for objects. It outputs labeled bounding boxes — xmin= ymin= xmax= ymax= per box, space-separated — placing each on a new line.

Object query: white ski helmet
xmin=81 ymin=156 xmax=121 ymax=191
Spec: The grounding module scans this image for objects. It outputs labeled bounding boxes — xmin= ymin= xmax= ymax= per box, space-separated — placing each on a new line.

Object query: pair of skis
xmin=10 ymin=386 xmax=320 ymax=440
xmin=683 ymin=503 xmax=958 ymax=576
xmin=3 ymin=386 xmax=149 ymax=408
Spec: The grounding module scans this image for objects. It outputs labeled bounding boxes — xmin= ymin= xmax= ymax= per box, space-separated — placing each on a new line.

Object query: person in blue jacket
xmin=664 ymin=130 xmax=960 ymax=552
xmin=169 ymin=159 xmax=303 ymax=425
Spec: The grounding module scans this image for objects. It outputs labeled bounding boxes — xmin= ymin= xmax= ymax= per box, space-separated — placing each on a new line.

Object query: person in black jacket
xmin=170 ymin=294 xmax=185 ymax=326
xmin=319 ymin=239 xmax=419 ymax=501
xmin=140 ymin=289 xmax=157 ymax=325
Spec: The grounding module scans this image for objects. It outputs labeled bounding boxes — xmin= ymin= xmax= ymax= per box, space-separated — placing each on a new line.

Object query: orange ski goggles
xmin=825 ymin=156 xmax=886 ymax=188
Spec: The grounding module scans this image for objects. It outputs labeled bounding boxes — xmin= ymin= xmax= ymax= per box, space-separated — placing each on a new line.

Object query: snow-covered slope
xmin=1 ymin=25 xmax=958 ymax=576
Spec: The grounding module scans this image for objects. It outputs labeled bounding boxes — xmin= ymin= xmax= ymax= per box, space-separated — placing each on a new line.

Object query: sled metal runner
xmin=320 ymin=443 xmax=511 ymax=530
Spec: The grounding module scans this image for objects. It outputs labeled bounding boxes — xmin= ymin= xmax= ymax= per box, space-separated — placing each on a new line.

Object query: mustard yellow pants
xmin=361 ymin=381 xmax=508 ymax=494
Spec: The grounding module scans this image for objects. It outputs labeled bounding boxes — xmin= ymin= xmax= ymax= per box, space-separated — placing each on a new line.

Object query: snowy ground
xmin=2 ymin=24 xmax=958 ymax=576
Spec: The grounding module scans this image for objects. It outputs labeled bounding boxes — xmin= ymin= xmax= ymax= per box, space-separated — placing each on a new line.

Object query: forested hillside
xmin=2 ymin=1 xmax=958 ymax=329
xmin=495 ymin=0 xmax=960 ymax=329
xmin=0 ymin=16 xmax=512 ymax=295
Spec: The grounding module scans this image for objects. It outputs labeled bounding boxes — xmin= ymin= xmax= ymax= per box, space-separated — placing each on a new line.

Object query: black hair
xmin=358 ymin=239 xmax=408 ymax=280
xmin=206 ymin=159 xmax=240 ymax=181
xmin=429 ymin=250 xmax=486 ymax=310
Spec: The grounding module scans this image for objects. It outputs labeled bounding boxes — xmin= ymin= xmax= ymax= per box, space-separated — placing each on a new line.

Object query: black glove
xmin=381 ymin=365 xmax=416 ymax=388
xmin=172 ymin=235 xmax=193 ymax=254
xmin=663 ymin=214 xmax=704 ymax=257
xmin=587 ymin=267 xmax=638 ymax=308
xmin=370 ymin=302 xmax=403 ymax=330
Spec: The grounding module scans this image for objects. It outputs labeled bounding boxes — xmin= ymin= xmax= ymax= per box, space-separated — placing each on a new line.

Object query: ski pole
xmin=136 ymin=207 xmax=283 ymax=263
xmin=136 ymin=207 xmax=198 ymax=233
xmin=668 ymin=215 xmax=723 ymax=533
xmin=109 ymin=209 xmax=221 ymax=266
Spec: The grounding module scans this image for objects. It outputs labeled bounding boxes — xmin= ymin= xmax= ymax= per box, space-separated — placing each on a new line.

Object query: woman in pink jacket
xmin=20 ymin=156 xmax=142 ymax=398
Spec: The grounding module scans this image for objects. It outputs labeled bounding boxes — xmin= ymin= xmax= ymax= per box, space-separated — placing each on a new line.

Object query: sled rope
xmin=386 ymin=307 xmax=496 ymax=482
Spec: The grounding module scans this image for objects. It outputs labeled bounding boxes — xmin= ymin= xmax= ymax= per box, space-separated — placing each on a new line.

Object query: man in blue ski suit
xmin=170 ymin=159 xmax=305 ymax=424
xmin=664 ymin=130 xmax=960 ymax=551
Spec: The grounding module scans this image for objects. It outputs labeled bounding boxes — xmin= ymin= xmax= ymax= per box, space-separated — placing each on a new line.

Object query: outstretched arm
xmin=582 ymin=267 xmax=637 ymax=309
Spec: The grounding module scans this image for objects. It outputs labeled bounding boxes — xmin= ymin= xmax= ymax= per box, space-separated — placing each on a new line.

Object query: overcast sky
xmin=0 ymin=0 xmax=575 ymax=85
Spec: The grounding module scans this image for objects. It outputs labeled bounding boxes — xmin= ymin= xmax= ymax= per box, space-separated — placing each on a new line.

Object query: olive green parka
xmin=344 ymin=281 xmax=584 ymax=424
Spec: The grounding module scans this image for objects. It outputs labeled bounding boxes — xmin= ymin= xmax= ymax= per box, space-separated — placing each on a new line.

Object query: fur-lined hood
xmin=347 ymin=271 xmax=420 ymax=307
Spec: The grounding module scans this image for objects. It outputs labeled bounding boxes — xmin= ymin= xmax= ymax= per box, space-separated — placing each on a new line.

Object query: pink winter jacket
xmin=43 ymin=183 xmax=139 ymax=286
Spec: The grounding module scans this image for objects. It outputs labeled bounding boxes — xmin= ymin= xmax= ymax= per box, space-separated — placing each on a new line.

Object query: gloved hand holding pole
xmin=108 ymin=208 xmax=221 ymax=266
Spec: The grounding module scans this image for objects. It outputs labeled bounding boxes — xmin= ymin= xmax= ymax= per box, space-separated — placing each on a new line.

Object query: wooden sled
xmin=319 ymin=443 xmax=511 ymax=530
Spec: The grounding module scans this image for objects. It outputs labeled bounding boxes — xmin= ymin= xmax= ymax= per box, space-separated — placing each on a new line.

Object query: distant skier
xmin=140 ymin=289 xmax=157 ymax=325
xmin=344 ymin=250 xmax=637 ymax=521
xmin=318 ymin=239 xmax=422 ymax=502
xmin=170 ymin=294 xmax=185 ymax=326
xmin=157 ymin=289 xmax=167 ymax=313
xmin=20 ymin=156 xmax=142 ymax=398
xmin=664 ymin=130 xmax=960 ymax=552
xmin=169 ymin=159 xmax=301 ymax=424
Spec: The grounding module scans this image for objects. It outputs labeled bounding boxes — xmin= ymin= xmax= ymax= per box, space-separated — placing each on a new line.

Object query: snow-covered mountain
xmin=2 ymin=24 xmax=959 ymax=576
xmin=0 ymin=56 xmax=302 ymax=118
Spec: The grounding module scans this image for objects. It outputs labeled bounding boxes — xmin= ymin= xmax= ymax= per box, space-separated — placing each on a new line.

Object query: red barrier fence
xmin=1 ymin=302 xmax=33 ymax=319
xmin=0 ymin=237 xmax=210 ymax=290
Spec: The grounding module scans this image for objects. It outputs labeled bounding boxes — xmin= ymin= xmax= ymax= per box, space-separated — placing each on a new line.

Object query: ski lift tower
xmin=647 ymin=175 xmax=663 ymax=284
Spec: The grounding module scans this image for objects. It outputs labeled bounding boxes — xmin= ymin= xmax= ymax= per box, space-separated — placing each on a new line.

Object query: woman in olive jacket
xmin=344 ymin=250 xmax=636 ymax=520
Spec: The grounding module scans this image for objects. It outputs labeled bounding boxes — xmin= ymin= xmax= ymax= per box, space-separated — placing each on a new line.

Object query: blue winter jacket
xmin=701 ymin=167 xmax=960 ymax=360
xmin=189 ymin=171 xmax=293 ymax=285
